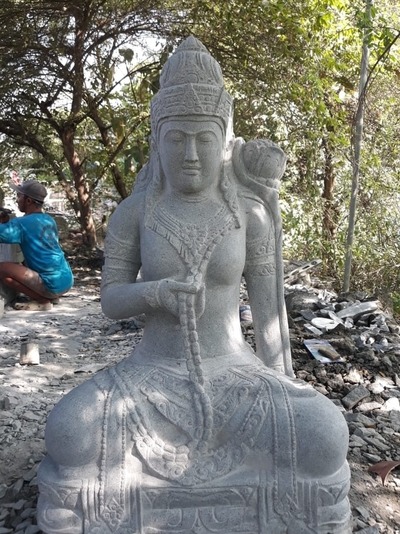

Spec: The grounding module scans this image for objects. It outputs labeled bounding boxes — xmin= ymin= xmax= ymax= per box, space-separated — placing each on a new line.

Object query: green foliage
xmin=391 ymin=292 xmax=400 ymax=318
xmin=0 ymin=0 xmax=398 ymax=295
xmin=0 ymin=0 xmax=178 ymax=244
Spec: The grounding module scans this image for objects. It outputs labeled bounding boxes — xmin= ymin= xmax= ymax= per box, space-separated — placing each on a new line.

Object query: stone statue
xmin=37 ymin=36 xmax=351 ymax=533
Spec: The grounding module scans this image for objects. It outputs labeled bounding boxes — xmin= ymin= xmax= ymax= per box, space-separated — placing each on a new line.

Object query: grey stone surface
xmin=336 ymin=300 xmax=380 ymax=319
xmin=36 ymin=37 xmax=351 ymax=533
xmin=1 ymin=275 xmax=400 ymax=532
xmin=342 ymin=385 xmax=371 ymax=409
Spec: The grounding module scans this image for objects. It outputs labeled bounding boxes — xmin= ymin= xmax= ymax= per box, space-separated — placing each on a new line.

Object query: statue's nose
xmin=184 ymin=137 xmax=198 ymax=163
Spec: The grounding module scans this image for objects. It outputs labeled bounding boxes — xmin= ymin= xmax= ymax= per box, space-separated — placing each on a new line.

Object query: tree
xmin=175 ymin=0 xmax=399 ymax=285
xmin=168 ymin=0 xmax=361 ymax=261
xmin=0 ymin=0 xmax=179 ymax=246
xmin=343 ymin=0 xmax=372 ymax=292
xmin=1 ymin=0 xmax=399 ymax=302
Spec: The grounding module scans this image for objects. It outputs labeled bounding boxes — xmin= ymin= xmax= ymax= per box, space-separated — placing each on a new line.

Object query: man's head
xmin=10 ymin=180 xmax=47 ymax=213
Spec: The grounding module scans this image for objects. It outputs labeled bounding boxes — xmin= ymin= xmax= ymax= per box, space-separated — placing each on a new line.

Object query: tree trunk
xmin=88 ymin=101 xmax=129 ymax=199
xmin=61 ymin=126 xmax=97 ymax=248
xmin=321 ymin=137 xmax=337 ymax=241
xmin=58 ymin=5 xmax=97 ymax=248
xmin=343 ymin=0 xmax=372 ymax=292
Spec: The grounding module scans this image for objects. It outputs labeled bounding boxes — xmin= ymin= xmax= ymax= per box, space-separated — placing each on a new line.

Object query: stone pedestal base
xmin=37 ymin=358 xmax=352 ymax=534
xmin=38 ymin=458 xmax=351 ymax=534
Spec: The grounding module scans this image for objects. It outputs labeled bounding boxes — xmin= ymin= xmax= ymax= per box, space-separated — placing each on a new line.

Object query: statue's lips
xmin=182 ymin=168 xmax=201 ymax=175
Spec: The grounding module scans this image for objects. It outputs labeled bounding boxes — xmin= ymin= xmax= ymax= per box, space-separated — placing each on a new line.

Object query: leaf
xmin=119 ymin=47 xmax=134 ymax=63
xmin=368 ymin=460 xmax=400 ymax=486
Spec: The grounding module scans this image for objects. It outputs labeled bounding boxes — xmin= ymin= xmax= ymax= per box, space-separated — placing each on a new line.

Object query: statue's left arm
xmin=234 ymin=138 xmax=294 ymax=377
xmin=243 ymin=199 xmax=293 ymax=376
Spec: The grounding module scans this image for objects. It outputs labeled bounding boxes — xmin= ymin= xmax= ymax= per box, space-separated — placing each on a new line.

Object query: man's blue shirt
xmin=0 ymin=213 xmax=73 ymax=293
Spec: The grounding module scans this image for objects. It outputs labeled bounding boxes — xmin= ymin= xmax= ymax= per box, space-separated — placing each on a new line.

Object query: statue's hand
xmin=145 ymin=277 xmax=205 ymax=318
xmin=233 ymin=138 xmax=286 ymax=190
xmin=159 ymin=279 xmax=198 ymax=317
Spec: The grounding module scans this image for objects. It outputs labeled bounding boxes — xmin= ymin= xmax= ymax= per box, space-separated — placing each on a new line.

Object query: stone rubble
xmin=0 ymin=264 xmax=399 ymax=533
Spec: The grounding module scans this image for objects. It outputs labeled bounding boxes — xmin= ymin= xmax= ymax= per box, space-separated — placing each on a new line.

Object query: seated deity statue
xmin=37 ymin=36 xmax=351 ymax=534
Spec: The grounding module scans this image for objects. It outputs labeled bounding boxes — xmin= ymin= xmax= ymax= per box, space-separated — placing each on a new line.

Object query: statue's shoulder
xmin=114 ymin=160 xmax=153 ymax=219
xmin=108 ymin=188 xmax=145 ymax=237
xmin=131 ymin=159 xmax=154 ymax=195
xmin=232 ymin=137 xmax=286 ymax=209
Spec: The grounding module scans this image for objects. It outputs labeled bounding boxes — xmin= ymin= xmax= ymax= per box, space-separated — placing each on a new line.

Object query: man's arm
xmin=0 ymin=218 xmax=21 ymax=244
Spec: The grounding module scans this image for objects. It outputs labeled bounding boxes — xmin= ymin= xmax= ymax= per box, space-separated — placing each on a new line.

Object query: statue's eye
xmin=197 ymin=133 xmax=214 ymax=143
xmin=167 ymin=131 xmax=185 ymax=143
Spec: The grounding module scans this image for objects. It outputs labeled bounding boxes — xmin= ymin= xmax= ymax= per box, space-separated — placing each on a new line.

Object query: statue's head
xmin=151 ymin=36 xmax=233 ymax=138
xmin=149 ymin=37 xmax=234 ymax=196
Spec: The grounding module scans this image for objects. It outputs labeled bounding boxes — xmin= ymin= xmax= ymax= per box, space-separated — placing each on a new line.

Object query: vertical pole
xmin=343 ymin=0 xmax=372 ymax=292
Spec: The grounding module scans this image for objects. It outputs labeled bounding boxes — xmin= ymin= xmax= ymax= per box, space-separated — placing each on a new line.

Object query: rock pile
xmin=0 ymin=265 xmax=399 ymax=533
xmin=288 ymin=281 xmax=400 ymax=532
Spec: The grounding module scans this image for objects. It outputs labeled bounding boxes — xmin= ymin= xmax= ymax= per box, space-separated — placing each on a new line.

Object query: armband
xmin=144 ymin=281 xmax=162 ymax=309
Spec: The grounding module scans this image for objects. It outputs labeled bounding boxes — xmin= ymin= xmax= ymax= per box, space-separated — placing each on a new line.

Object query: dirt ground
xmin=0 ymin=265 xmax=399 ymax=533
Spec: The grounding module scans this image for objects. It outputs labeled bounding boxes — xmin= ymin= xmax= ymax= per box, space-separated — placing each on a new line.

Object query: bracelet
xmin=144 ymin=281 xmax=162 ymax=309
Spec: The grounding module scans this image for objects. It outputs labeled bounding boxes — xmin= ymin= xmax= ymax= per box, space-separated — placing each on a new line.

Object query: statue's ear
xmin=233 ymin=138 xmax=286 ymax=191
xmin=149 ymin=134 xmax=158 ymax=154
xmin=132 ymin=135 xmax=162 ymax=194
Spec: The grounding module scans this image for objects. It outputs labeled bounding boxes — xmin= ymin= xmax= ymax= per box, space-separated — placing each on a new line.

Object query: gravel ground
xmin=0 ymin=264 xmax=399 ymax=533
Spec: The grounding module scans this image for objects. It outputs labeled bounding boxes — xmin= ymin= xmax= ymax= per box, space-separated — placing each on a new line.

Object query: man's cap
xmin=10 ymin=180 xmax=47 ymax=203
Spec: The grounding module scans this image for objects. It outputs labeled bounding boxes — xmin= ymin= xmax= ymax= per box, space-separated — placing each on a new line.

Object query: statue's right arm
xmin=101 ymin=193 xmax=201 ymax=320
xmin=101 ymin=193 xmax=148 ymax=320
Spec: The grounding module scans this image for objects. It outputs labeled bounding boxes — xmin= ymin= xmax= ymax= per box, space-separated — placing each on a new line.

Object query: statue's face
xmin=158 ymin=118 xmax=224 ymax=196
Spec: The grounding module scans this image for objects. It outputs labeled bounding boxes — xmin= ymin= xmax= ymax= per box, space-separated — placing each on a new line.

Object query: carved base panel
xmin=38 ymin=464 xmax=352 ymax=534
xmin=139 ymin=484 xmax=352 ymax=534
xmin=38 ymin=360 xmax=352 ymax=533
xmin=141 ymin=486 xmax=258 ymax=533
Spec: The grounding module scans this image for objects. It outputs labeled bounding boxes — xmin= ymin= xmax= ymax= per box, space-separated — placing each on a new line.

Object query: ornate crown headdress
xmin=151 ymin=36 xmax=233 ymax=133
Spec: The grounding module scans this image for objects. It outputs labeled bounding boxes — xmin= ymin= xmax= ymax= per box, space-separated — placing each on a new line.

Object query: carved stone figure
xmin=37 ymin=36 xmax=351 ymax=533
